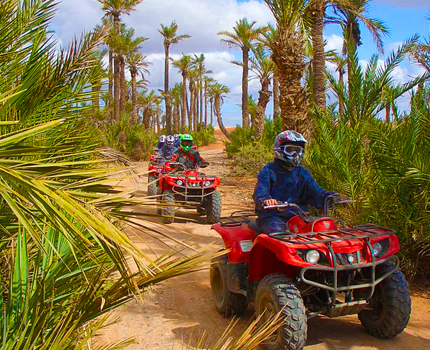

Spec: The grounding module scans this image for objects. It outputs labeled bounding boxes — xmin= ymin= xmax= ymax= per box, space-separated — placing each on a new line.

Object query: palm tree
xmin=234 ymin=45 xmax=275 ymax=138
xmin=97 ymin=0 xmax=143 ymax=120
xmin=219 ymin=18 xmax=261 ymax=128
xmin=173 ymin=54 xmax=193 ymax=131
xmin=159 ymin=21 xmax=191 ymax=134
xmin=204 ymin=76 xmax=214 ymax=126
xmin=326 ymin=50 xmax=347 ymax=117
xmin=126 ymin=52 xmax=151 ymax=122
xmin=171 ymin=83 xmax=183 ymax=132
xmin=188 ymin=68 xmax=199 ymax=131
xmin=211 ymin=83 xmax=232 ymax=141
xmin=248 ymin=95 xmax=258 ymax=127
xmin=262 ymin=1 xmax=311 ymax=134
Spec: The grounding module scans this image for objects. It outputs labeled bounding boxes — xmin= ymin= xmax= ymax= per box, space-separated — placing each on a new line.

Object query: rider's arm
xmin=253 ymin=166 xmax=273 ymax=207
xmin=157 ymin=147 xmax=164 ymax=158
xmin=302 ymin=169 xmax=336 ymax=209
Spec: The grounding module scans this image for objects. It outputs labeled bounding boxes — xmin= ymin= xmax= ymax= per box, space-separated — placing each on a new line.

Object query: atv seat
xmin=248 ymin=220 xmax=262 ymax=235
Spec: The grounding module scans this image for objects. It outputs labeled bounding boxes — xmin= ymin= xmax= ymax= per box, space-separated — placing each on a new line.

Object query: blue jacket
xmin=158 ymin=145 xmax=177 ymax=160
xmin=254 ymin=160 xmax=335 ymax=220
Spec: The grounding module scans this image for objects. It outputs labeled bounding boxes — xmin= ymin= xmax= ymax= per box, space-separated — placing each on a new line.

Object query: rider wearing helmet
xmin=175 ymin=134 xmax=206 ymax=169
xmin=156 ymin=135 xmax=166 ymax=151
xmin=253 ymin=130 xmax=341 ymax=235
xmin=158 ymin=135 xmax=177 ymax=160
xmin=174 ymin=134 xmax=181 ymax=148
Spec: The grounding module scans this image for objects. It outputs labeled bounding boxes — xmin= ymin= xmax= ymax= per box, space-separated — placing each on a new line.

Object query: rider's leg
xmin=256 ymin=216 xmax=289 ymax=235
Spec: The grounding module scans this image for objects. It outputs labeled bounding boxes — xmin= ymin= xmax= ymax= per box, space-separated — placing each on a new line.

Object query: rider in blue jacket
xmin=158 ymin=135 xmax=177 ymax=160
xmin=254 ymin=130 xmax=341 ymax=235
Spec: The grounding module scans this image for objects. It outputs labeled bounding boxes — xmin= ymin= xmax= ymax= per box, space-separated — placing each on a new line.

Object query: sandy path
xmin=99 ymin=130 xmax=430 ymax=350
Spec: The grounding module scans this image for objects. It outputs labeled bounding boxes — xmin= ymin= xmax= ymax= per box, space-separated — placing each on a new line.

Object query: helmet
xmin=159 ymin=135 xmax=166 ymax=143
xmin=166 ymin=135 xmax=175 ymax=148
xmin=274 ymin=130 xmax=307 ymax=167
xmin=180 ymin=134 xmax=194 ymax=153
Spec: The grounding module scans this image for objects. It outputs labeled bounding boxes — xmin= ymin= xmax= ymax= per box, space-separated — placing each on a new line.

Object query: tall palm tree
xmin=159 ymin=21 xmax=191 ymax=134
xmin=211 ymin=83 xmax=232 ymax=141
xmin=273 ymin=74 xmax=280 ymax=119
xmin=219 ymin=18 xmax=261 ymax=128
xmin=188 ymin=68 xmax=199 ymax=131
xmin=126 ymin=52 xmax=151 ymax=122
xmin=171 ymin=83 xmax=183 ymax=132
xmin=233 ymin=45 xmax=275 ymax=138
xmin=262 ymin=0 xmax=312 ymax=134
xmin=326 ymin=50 xmax=347 ymax=117
xmin=97 ymin=0 xmax=143 ymax=120
xmin=204 ymin=76 xmax=214 ymax=126
xmin=173 ymin=54 xmax=193 ymax=131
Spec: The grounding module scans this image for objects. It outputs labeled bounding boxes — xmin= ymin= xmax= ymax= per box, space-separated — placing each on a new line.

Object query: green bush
xmin=192 ymin=125 xmax=216 ymax=146
xmin=232 ymin=143 xmax=273 ymax=176
xmin=225 ymin=118 xmax=282 ymax=156
xmin=103 ymin=114 xmax=157 ymax=160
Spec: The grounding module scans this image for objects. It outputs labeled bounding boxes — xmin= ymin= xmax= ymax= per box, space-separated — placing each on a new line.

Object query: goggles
xmin=281 ymin=145 xmax=304 ymax=157
xmin=181 ymin=140 xmax=193 ymax=147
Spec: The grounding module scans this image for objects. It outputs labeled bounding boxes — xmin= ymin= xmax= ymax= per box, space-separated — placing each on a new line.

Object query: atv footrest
xmin=326 ymin=300 xmax=367 ymax=318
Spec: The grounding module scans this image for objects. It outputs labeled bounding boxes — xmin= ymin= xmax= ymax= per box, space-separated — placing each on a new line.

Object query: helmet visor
xmin=181 ymin=140 xmax=193 ymax=147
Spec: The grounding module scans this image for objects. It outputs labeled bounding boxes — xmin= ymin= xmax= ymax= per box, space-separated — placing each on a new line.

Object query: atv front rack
xmin=168 ymin=174 xmax=218 ymax=201
xmin=270 ymin=224 xmax=397 ymax=245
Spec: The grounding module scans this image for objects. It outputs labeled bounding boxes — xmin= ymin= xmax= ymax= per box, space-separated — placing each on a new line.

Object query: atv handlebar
xmin=263 ymin=202 xmax=299 ymax=210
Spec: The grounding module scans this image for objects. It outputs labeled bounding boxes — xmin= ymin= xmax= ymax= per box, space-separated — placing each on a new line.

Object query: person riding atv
xmin=175 ymin=134 xmax=206 ymax=169
xmin=158 ymin=135 xmax=177 ymax=160
xmin=156 ymin=135 xmax=166 ymax=151
xmin=254 ymin=130 xmax=345 ymax=234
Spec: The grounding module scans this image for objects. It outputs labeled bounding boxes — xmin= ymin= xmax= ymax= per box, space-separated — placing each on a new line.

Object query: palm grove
xmin=1 ymin=0 xmax=430 ymax=349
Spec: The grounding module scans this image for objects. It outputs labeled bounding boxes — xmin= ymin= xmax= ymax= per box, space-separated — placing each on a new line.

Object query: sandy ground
xmin=98 ymin=128 xmax=430 ymax=350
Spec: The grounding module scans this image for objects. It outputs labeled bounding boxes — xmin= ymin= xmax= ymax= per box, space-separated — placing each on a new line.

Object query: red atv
xmin=147 ymin=154 xmax=177 ymax=196
xmin=210 ymin=198 xmax=411 ymax=350
xmin=157 ymin=161 xmax=222 ymax=224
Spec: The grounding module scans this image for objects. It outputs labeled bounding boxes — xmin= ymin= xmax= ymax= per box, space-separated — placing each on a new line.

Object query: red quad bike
xmin=157 ymin=161 xmax=222 ymax=224
xmin=147 ymin=154 xmax=177 ymax=197
xmin=210 ymin=197 xmax=411 ymax=350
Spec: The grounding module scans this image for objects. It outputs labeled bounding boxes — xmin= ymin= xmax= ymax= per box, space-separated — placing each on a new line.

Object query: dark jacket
xmin=254 ymin=160 xmax=335 ymax=220
xmin=176 ymin=148 xmax=204 ymax=169
xmin=158 ymin=145 xmax=177 ymax=160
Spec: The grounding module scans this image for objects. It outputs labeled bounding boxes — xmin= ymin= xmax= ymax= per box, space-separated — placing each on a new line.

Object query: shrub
xmin=232 ymin=143 xmax=273 ymax=176
xmin=192 ymin=125 xmax=216 ymax=146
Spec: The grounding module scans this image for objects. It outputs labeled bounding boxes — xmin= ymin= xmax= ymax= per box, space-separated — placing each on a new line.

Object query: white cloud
xmin=325 ymin=34 xmax=343 ymax=53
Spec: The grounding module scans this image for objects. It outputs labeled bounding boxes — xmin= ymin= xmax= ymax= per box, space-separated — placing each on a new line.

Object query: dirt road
xmin=99 ymin=131 xmax=430 ymax=350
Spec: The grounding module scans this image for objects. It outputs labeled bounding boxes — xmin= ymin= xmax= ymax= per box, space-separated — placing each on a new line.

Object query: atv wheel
xmin=206 ymin=190 xmax=222 ymax=224
xmin=161 ymin=190 xmax=175 ymax=224
xmin=358 ymin=261 xmax=411 ymax=339
xmin=255 ymin=274 xmax=307 ymax=350
xmin=210 ymin=255 xmax=248 ymax=316
xmin=148 ymin=175 xmax=157 ymax=197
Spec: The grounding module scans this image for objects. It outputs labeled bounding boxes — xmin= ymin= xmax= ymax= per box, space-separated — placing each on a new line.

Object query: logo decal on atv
xmin=239 ymin=240 xmax=253 ymax=252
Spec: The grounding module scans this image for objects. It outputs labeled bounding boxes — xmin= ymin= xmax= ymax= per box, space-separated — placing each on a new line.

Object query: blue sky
xmin=51 ymin=0 xmax=430 ymax=126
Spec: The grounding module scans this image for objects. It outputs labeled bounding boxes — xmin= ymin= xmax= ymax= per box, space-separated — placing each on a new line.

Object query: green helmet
xmin=180 ymin=134 xmax=194 ymax=153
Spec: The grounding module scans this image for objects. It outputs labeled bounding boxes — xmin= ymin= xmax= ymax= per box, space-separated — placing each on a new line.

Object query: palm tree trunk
xmin=204 ymin=81 xmax=208 ymax=126
xmin=200 ymin=74 xmax=204 ymax=127
xmin=310 ymin=0 xmax=326 ymax=108
xmin=275 ymin=32 xmax=308 ymax=135
xmin=108 ymin=48 xmax=113 ymax=119
xmin=210 ymin=98 xmax=214 ymax=126
xmin=215 ymin=95 xmax=232 ymax=141
xmin=255 ymin=83 xmax=272 ymax=139
xmin=164 ymin=44 xmax=172 ymax=134
xmin=119 ymin=55 xmax=126 ymax=115
xmin=273 ymin=75 xmax=279 ymax=120
xmin=114 ymin=53 xmax=120 ymax=121
xmin=113 ymin=14 xmax=121 ymax=121
xmin=338 ymin=68 xmax=345 ymax=118
xmin=181 ymin=75 xmax=187 ymax=130
xmin=242 ymin=47 xmax=250 ymax=128
xmin=131 ymin=71 xmax=137 ymax=123
xmin=189 ymin=83 xmax=194 ymax=131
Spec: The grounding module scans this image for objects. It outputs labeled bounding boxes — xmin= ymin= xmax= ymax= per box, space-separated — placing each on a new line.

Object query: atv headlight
xmin=204 ymin=181 xmax=212 ymax=187
xmin=176 ymin=180 xmax=183 ymax=186
xmin=372 ymin=242 xmax=383 ymax=256
xmin=306 ymin=250 xmax=320 ymax=264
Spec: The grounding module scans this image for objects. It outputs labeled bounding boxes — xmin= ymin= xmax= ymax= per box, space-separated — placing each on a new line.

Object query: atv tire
xmin=210 ymin=255 xmax=248 ymax=316
xmin=358 ymin=261 xmax=411 ymax=339
xmin=148 ymin=175 xmax=157 ymax=197
xmin=161 ymin=190 xmax=175 ymax=224
xmin=206 ymin=190 xmax=222 ymax=224
xmin=255 ymin=274 xmax=307 ymax=350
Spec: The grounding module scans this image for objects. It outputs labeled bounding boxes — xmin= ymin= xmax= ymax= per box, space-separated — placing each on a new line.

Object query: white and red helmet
xmin=166 ymin=135 xmax=175 ymax=147
xmin=274 ymin=130 xmax=307 ymax=167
